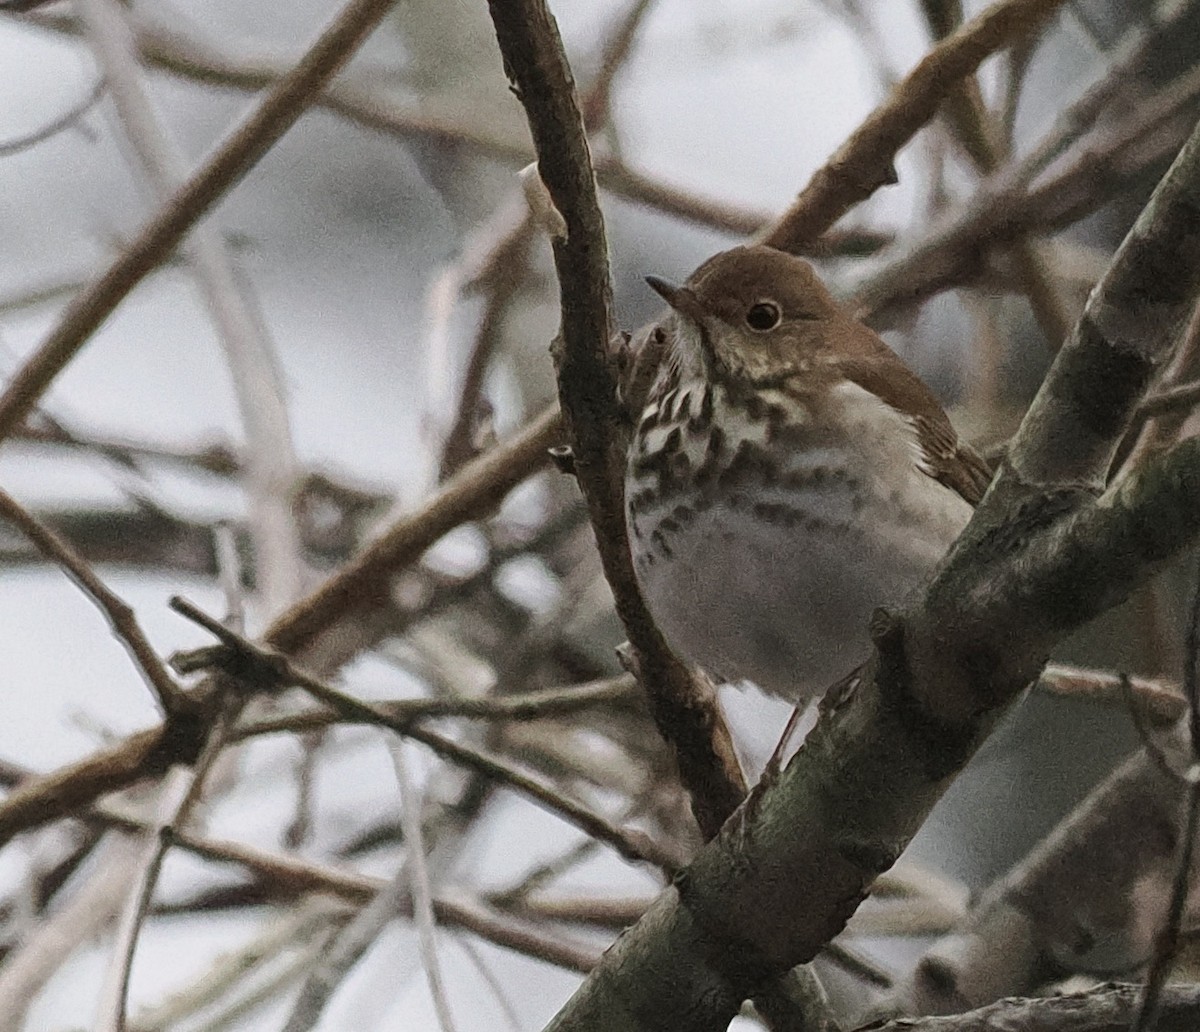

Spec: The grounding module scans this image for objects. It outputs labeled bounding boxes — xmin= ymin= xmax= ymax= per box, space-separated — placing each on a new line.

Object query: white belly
xmin=626 ymin=382 xmax=973 ymax=701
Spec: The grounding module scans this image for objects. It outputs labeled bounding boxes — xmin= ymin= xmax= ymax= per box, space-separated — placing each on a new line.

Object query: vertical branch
xmin=918 ymin=0 xmax=1073 ymax=349
xmin=486 ymin=0 xmax=747 ymax=838
xmin=1132 ymin=551 xmax=1200 ymax=1032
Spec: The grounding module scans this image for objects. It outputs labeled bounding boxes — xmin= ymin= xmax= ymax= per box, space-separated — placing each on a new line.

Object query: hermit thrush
xmin=624 ymin=245 xmax=991 ymax=701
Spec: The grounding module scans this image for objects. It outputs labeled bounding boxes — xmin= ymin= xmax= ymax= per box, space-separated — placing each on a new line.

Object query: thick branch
xmin=892 ymin=740 xmax=1186 ymax=1015
xmin=539 ymin=116 xmax=1200 ymax=1032
xmin=869 ymin=982 xmax=1200 ymax=1032
xmin=999 ymin=118 xmax=1200 ymax=494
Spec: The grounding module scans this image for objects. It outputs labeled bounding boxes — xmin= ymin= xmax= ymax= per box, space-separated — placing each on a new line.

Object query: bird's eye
xmin=745 ymin=301 xmax=781 ymax=332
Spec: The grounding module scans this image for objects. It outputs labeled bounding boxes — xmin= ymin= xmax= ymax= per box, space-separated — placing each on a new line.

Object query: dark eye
xmin=746 ymin=301 xmax=781 ymax=332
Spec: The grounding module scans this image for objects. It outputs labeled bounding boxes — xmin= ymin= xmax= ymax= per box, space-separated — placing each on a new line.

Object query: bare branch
xmin=231 ymin=674 xmax=637 ymax=740
xmin=0 ymin=406 xmax=561 ymax=846
xmin=0 ymin=487 xmax=186 ymax=715
xmin=0 ymin=0 xmax=400 ymax=443
xmin=762 ymin=0 xmax=1070 ymax=252
xmin=172 ymin=596 xmax=681 ymax=874
xmin=79 ymin=0 xmax=305 ymax=610
xmin=487 ymin=0 xmax=747 ymax=845
xmin=0 ymin=76 xmax=104 ymax=156
xmin=267 ymin=403 xmax=560 ymax=654
xmin=392 ymin=743 xmax=458 ymax=1032
xmin=872 ymin=982 xmax=1200 ymax=1032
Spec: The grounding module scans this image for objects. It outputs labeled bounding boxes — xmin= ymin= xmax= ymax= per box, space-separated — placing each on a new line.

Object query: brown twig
xmin=103 ymin=814 xmax=603 ymax=973
xmin=15 ymin=10 xmax=886 ymax=257
xmin=438 ymin=0 xmax=658 ymax=482
xmin=436 ymin=205 xmax=537 ymax=479
xmin=1040 ymin=663 xmax=1187 ymax=725
xmin=231 ymin=674 xmax=636 ymax=740
xmin=0 ymin=0 xmax=399 ymax=444
xmin=854 ymin=60 xmax=1200 ymax=325
xmin=486 ymin=0 xmax=748 ymax=842
xmin=918 ymin=0 xmax=1073 ymax=350
xmin=579 ymin=0 xmax=657 ymax=131
xmin=762 ymin=0 xmax=1070 ymax=252
xmin=267 ymin=403 xmax=560 ymax=653
xmin=0 ymin=406 xmax=562 ymax=847
xmin=171 ymin=596 xmax=681 ymax=875
xmin=0 ymin=487 xmax=186 ymax=715
xmin=96 ymin=706 xmax=236 ymax=1032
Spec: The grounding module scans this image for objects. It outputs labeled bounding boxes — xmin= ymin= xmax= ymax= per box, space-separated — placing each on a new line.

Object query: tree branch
xmin=537 ymin=117 xmax=1200 ymax=1032
xmin=486 ymin=0 xmax=748 ymax=840
xmin=0 ymin=0 xmax=399 ymax=444
xmin=762 ymin=0 xmax=1070 ymax=252
xmin=868 ymin=982 xmax=1200 ymax=1032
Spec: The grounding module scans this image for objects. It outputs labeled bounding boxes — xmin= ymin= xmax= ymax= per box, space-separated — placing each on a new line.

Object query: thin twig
xmin=0 ymin=487 xmax=186 ymax=714
xmin=433 ymin=197 xmax=536 ymax=479
xmin=0 ymin=0 xmax=400 ymax=443
xmin=919 ymin=0 xmax=1073 ymax=349
xmin=93 ymin=768 xmax=195 ymax=1032
xmin=853 ymin=58 xmax=1200 ymax=324
xmin=0 ymin=832 xmax=146 ymax=1024
xmin=266 ymin=402 xmax=561 ymax=654
xmin=126 ymin=902 xmax=345 ymax=1032
xmin=0 ymin=75 xmax=104 ymax=156
xmin=0 ymin=406 xmax=563 ymax=848
xmin=96 ymin=688 xmax=242 ymax=1032
xmin=171 ymin=596 xmax=680 ymax=874
xmin=230 ymin=674 xmax=636 ymax=740
xmin=392 ymin=742 xmax=458 ymax=1032
xmin=453 ymin=936 xmax=522 ymax=1032
xmin=437 ymin=0 xmax=658 ymax=483
xmin=762 ymin=0 xmax=1070 ymax=252
xmin=16 ymin=10 xmax=870 ymax=250
xmin=79 ymin=0 xmax=305 ymax=611
xmin=580 ymin=0 xmax=657 ymax=130
xmin=148 ymin=819 xmax=602 ymax=972
xmin=1140 ymin=378 xmax=1200 ymax=418
xmin=1041 ymin=663 xmax=1186 ymax=725
xmin=1119 ymin=672 xmax=1185 ymax=782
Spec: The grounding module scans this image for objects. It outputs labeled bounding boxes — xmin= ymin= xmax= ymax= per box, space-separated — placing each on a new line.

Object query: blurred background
xmin=0 ymin=0 xmax=1197 ymax=1028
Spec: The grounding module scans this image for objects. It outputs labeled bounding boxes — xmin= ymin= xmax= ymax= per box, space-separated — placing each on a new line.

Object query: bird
xmin=624 ymin=244 xmax=991 ymax=702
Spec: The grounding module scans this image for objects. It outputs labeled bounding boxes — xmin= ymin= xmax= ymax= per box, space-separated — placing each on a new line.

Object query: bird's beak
xmin=645 ymin=275 xmax=706 ymax=323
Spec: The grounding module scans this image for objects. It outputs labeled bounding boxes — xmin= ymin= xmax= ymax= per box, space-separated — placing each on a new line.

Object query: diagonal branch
xmin=762 ymin=0 xmax=1070 ymax=252
xmin=536 ymin=116 xmax=1200 ymax=1032
xmin=0 ymin=0 xmax=399 ymax=444
xmin=0 ymin=487 xmax=186 ymax=716
xmin=0 ymin=406 xmax=560 ymax=847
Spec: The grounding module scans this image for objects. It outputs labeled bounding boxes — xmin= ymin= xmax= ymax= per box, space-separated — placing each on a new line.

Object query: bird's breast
xmin=624 ymin=379 xmax=973 ymax=698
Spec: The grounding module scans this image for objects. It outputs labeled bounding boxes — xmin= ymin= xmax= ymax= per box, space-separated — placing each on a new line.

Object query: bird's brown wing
xmin=911 ymin=414 xmax=993 ymax=507
xmin=836 ymin=337 xmax=994 ymax=508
